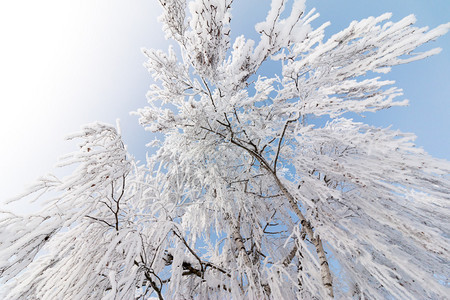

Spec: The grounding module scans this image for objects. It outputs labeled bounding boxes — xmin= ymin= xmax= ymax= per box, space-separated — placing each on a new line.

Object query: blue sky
xmin=0 ymin=0 xmax=449 ymax=207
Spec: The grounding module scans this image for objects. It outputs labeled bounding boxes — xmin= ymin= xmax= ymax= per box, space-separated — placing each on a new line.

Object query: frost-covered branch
xmin=1 ymin=1 xmax=450 ymax=299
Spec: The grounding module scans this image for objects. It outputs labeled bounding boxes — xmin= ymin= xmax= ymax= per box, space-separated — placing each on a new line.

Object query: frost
xmin=1 ymin=1 xmax=449 ymax=299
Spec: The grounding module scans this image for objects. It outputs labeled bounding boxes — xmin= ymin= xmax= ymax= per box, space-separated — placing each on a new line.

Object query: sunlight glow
xmin=0 ymin=0 xmax=163 ymax=202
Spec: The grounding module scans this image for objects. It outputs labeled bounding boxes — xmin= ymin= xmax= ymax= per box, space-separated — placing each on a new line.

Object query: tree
xmin=1 ymin=0 xmax=449 ymax=298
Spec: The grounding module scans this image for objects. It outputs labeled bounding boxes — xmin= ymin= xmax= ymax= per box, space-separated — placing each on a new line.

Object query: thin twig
xmin=85 ymin=215 xmax=114 ymax=228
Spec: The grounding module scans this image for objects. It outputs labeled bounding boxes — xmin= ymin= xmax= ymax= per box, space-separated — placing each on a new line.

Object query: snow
xmin=1 ymin=1 xmax=449 ymax=299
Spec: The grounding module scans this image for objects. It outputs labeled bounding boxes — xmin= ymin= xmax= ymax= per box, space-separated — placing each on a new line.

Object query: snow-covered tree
xmin=1 ymin=0 xmax=449 ymax=299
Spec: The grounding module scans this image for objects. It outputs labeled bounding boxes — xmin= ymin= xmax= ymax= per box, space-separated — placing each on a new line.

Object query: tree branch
xmin=201 ymin=77 xmax=217 ymax=112
xmin=273 ymin=119 xmax=294 ymax=174
xmin=85 ymin=215 xmax=114 ymax=229
xmin=172 ymin=229 xmax=205 ymax=277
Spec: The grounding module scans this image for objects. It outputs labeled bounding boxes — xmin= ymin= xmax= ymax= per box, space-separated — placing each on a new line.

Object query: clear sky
xmin=1 ymin=0 xmax=449 ymax=208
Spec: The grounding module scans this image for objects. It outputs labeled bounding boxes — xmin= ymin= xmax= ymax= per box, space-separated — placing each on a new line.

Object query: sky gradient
xmin=1 ymin=0 xmax=449 ymax=208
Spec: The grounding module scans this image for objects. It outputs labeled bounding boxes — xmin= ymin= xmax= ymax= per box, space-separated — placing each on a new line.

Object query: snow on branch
xmin=1 ymin=1 xmax=449 ymax=299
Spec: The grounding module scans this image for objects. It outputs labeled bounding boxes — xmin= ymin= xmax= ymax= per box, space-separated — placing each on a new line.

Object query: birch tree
xmin=1 ymin=0 xmax=450 ymax=299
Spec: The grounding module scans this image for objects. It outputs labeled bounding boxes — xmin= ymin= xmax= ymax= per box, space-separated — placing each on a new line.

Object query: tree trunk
xmin=272 ymin=174 xmax=334 ymax=298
